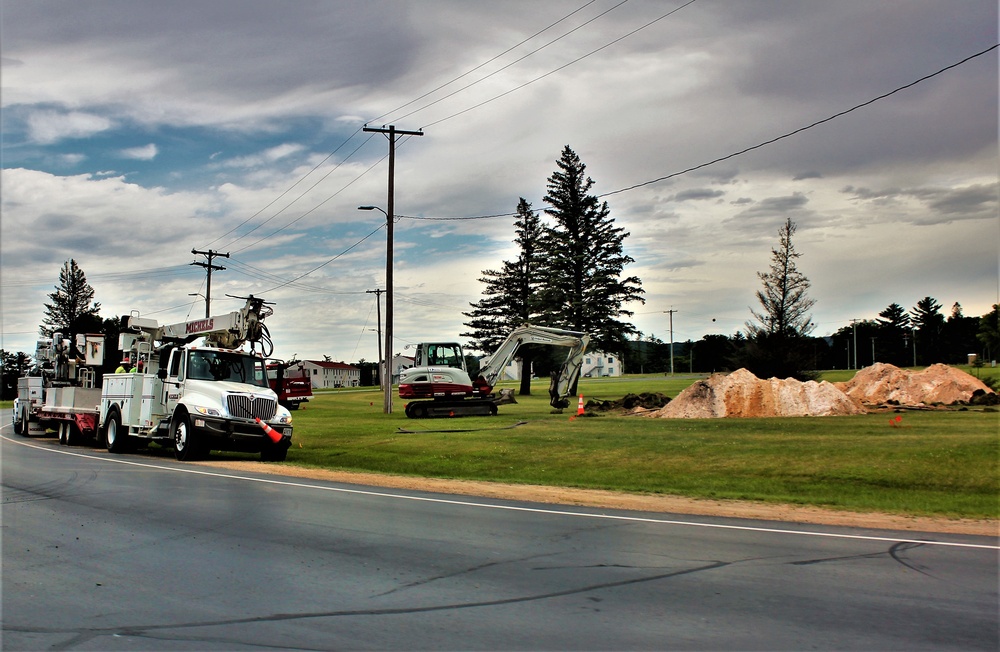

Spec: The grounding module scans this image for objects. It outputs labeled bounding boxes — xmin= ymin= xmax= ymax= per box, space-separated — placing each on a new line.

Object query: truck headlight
xmin=194 ymin=406 xmax=222 ymax=417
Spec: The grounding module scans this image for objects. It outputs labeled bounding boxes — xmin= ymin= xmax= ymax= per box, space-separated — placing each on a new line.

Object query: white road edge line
xmin=3 ymin=430 xmax=997 ymax=551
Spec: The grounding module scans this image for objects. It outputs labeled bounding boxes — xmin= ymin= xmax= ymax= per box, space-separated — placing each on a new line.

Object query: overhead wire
xmin=387 ymin=0 xmax=633 ymax=125
xmin=397 ymin=41 xmax=1000 ymax=221
xmin=203 ymin=0 xmax=613 ymax=256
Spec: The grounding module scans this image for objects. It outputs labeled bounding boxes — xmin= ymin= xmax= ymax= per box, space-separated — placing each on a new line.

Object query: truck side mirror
xmin=157 ymin=369 xmax=167 ymax=380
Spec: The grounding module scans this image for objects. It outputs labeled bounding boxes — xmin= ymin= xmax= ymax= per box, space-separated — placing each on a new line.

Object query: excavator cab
xmin=417 ymin=343 xmax=466 ymax=370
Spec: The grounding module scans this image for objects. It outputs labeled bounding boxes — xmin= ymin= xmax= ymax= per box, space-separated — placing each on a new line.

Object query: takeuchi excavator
xmin=398 ymin=324 xmax=591 ymax=418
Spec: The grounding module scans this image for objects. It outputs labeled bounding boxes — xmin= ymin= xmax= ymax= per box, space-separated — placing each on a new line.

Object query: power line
xmin=371 ymin=0 xmax=602 ymax=125
xmin=390 ymin=0 xmax=633 ymax=125
xmin=398 ymin=42 xmax=999 ymax=221
xmin=200 ymin=1 xmax=618 ymax=254
xmin=420 ymin=0 xmax=698 ymax=129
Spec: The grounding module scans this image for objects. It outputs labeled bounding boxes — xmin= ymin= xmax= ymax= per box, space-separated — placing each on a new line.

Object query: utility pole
xmin=362 ymin=124 xmax=423 ymax=414
xmin=850 ymin=318 xmax=860 ymax=370
xmin=366 ymin=289 xmax=385 ymax=390
xmin=190 ymin=249 xmax=229 ymax=318
xmin=664 ymin=308 xmax=677 ymax=375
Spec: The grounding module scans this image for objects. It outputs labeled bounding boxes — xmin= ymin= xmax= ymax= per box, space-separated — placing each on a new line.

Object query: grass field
xmin=4 ymin=366 xmax=998 ymax=519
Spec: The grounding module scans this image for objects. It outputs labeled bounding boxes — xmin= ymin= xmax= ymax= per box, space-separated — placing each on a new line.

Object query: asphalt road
xmin=2 ymin=421 xmax=997 ymax=651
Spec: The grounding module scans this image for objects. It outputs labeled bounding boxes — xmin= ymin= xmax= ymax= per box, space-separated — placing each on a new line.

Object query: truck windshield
xmin=187 ymin=350 xmax=268 ymax=388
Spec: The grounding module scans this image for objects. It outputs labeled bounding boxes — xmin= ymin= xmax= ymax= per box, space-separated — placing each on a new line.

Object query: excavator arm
xmin=476 ymin=324 xmax=590 ymax=409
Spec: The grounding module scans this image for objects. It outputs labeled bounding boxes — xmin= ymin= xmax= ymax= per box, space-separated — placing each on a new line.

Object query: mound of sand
xmin=835 ymin=362 xmax=995 ymax=407
xmin=648 ymin=368 xmax=865 ymax=418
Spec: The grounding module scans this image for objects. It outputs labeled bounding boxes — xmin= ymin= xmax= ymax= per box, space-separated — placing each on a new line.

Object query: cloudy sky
xmin=2 ymin=0 xmax=997 ymax=365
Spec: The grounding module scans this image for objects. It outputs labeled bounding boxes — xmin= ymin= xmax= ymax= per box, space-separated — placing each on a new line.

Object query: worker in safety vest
xmin=115 ymin=358 xmax=132 ymax=373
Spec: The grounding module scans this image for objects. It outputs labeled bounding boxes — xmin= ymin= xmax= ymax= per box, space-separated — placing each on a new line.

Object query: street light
xmin=188 ymin=293 xmax=207 ymax=315
xmin=369 ymin=328 xmax=383 ymax=390
xmin=359 ymin=205 xmax=393 ymax=414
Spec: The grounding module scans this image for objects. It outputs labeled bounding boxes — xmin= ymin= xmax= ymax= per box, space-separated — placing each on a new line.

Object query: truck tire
xmin=105 ymin=408 xmax=130 ymax=453
xmin=58 ymin=422 xmax=77 ymax=446
xmin=19 ymin=409 xmax=30 ymax=437
xmin=260 ymin=443 xmax=288 ymax=462
xmin=171 ymin=410 xmax=205 ymax=461
xmin=13 ymin=411 xmax=21 ymax=435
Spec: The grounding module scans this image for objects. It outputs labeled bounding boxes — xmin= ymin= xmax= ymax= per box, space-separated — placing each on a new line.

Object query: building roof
xmin=305 ymin=360 xmax=359 ymax=370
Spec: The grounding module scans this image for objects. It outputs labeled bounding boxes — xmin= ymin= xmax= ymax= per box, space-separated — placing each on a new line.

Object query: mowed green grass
xmin=281 ymin=370 xmax=999 ymax=520
xmin=4 ymin=366 xmax=997 ymax=519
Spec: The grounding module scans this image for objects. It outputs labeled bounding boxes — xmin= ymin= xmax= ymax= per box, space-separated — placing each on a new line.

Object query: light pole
xmin=188 ymin=293 xmax=207 ymax=315
xmin=369 ymin=329 xmax=383 ymax=390
xmin=359 ymin=205 xmax=392 ymax=413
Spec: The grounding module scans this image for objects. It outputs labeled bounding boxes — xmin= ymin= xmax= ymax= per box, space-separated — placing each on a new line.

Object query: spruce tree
xmin=536 ymin=145 xmax=644 ymax=354
xmin=40 ymin=259 xmax=102 ymax=354
xmin=739 ymin=218 xmax=816 ymax=380
xmin=462 ymin=198 xmax=545 ymax=394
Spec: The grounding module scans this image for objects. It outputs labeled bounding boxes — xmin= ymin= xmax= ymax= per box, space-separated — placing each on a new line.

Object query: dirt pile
xmin=835 ymin=363 xmax=995 ymax=407
xmin=648 ymin=368 xmax=864 ymax=418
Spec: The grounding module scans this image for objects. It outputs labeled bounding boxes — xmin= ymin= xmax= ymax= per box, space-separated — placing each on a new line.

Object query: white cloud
xmin=119 ymin=143 xmax=158 ymax=160
xmin=26 ymin=110 xmax=113 ymax=144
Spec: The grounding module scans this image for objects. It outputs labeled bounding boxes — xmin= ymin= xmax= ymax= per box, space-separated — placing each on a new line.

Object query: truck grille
xmin=227 ymin=394 xmax=277 ymax=421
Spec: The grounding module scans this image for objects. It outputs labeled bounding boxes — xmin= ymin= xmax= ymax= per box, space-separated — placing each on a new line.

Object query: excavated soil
xmin=647 ymin=368 xmax=865 ymax=418
xmin=645 ymin=364 xmax=995 ymax=419
xmin=836 ymin=362 xmax=996 ymax=407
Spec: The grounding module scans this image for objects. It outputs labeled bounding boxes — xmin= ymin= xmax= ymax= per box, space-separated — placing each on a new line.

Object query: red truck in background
xmin=267 ymin=360 xmax=313 ymax=410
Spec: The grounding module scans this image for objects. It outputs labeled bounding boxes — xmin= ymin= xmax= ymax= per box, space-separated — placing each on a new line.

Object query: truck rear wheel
xmin=58 ymin=422 xmax=78 ymax=446
xmin=19 ymin=409 xmax=30 ymax=437
xmin=105 ymin=408 xmax=130 ymax=453
xmin=172 ymin=410 xmax=205 ymax=461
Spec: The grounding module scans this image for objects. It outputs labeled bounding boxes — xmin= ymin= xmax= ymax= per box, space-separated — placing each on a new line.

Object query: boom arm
xmin=124 ymin=296 xmax=274 ymax=354
xmin=476 ymin=324 xmax=590 ymax=409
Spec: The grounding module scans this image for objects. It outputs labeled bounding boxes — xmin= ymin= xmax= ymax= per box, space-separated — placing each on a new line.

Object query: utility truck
xmin=103 ymin=296 xmax=292 ymax=461
xmin=14 ymin=295 xmax=292 ymax=462
xmin=398 ymin=324 xmax=590 ymax=418
xmin=14 ymin=331 xmax=106 ymax=443
xmin=267 ymin=359 xmax=313 ymax=410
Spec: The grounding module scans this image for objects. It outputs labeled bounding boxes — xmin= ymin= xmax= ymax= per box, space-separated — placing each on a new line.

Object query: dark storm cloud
xmin=672 ymin=188 xmax=726 ymax=202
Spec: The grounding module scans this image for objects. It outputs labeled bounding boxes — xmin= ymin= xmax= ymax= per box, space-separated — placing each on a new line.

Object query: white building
xmin=303 ymin=360 xmax=361 ymax=388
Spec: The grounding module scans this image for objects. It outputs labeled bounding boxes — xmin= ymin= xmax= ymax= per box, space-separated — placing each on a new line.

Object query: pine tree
xmin=746 ymin=218 xmax=815 ymax=339
xmin=876 ymin=302 xmax=912 ymax=366
xmin=910 ymin=296 xmax=945 ymax=364
xmin=40 ymin=259 xmax=102 ymax=353
xmin=739 ymin=218 xmax=816 ymax=380
xmin=536 ymin=145 xmax=644 ymax=354
xmin=462 ymin=198 xmax=545 ymax=394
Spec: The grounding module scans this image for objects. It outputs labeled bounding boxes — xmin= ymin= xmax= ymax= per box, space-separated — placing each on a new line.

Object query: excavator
xmin=398 ymin=324 xmax=590 ymax=418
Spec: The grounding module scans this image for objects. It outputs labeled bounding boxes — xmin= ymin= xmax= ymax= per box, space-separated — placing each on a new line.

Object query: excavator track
xmin=403 ymin=399 xmax=498 ymax=418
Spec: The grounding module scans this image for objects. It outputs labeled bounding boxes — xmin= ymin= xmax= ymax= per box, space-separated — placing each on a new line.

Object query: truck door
xmin=163 ymin=348 xmax=184 ymax=417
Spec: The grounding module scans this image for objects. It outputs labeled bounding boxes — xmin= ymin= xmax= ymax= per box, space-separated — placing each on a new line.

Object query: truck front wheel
xmin=172 ymin=411 xmax=205 ymax=461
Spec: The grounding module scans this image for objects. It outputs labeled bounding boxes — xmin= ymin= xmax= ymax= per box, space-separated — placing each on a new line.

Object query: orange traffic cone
xmin=577 ymin=394 xmax=585 ymax=416
xmin=254 ymin=417 xmax=282 ymax=443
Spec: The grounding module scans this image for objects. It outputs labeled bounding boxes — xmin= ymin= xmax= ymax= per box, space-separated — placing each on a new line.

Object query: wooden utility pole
xmin=190 ymin=249 xmax=230 ymax=317
xmin=664 ymin=308 xmax=678 ymax=375
xmin=366 ymin=288 xmax=385 ymax=389
xmin=362 ymin=124 xmax=423 ymax=414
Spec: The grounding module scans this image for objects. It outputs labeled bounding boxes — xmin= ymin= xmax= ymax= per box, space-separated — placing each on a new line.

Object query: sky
xmin=1 ymin=0 xmax=997 ymax=366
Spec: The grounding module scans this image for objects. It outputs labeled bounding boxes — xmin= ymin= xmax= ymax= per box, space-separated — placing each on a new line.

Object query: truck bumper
xmin=192 ymin=415 xmax=292 ymax=452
